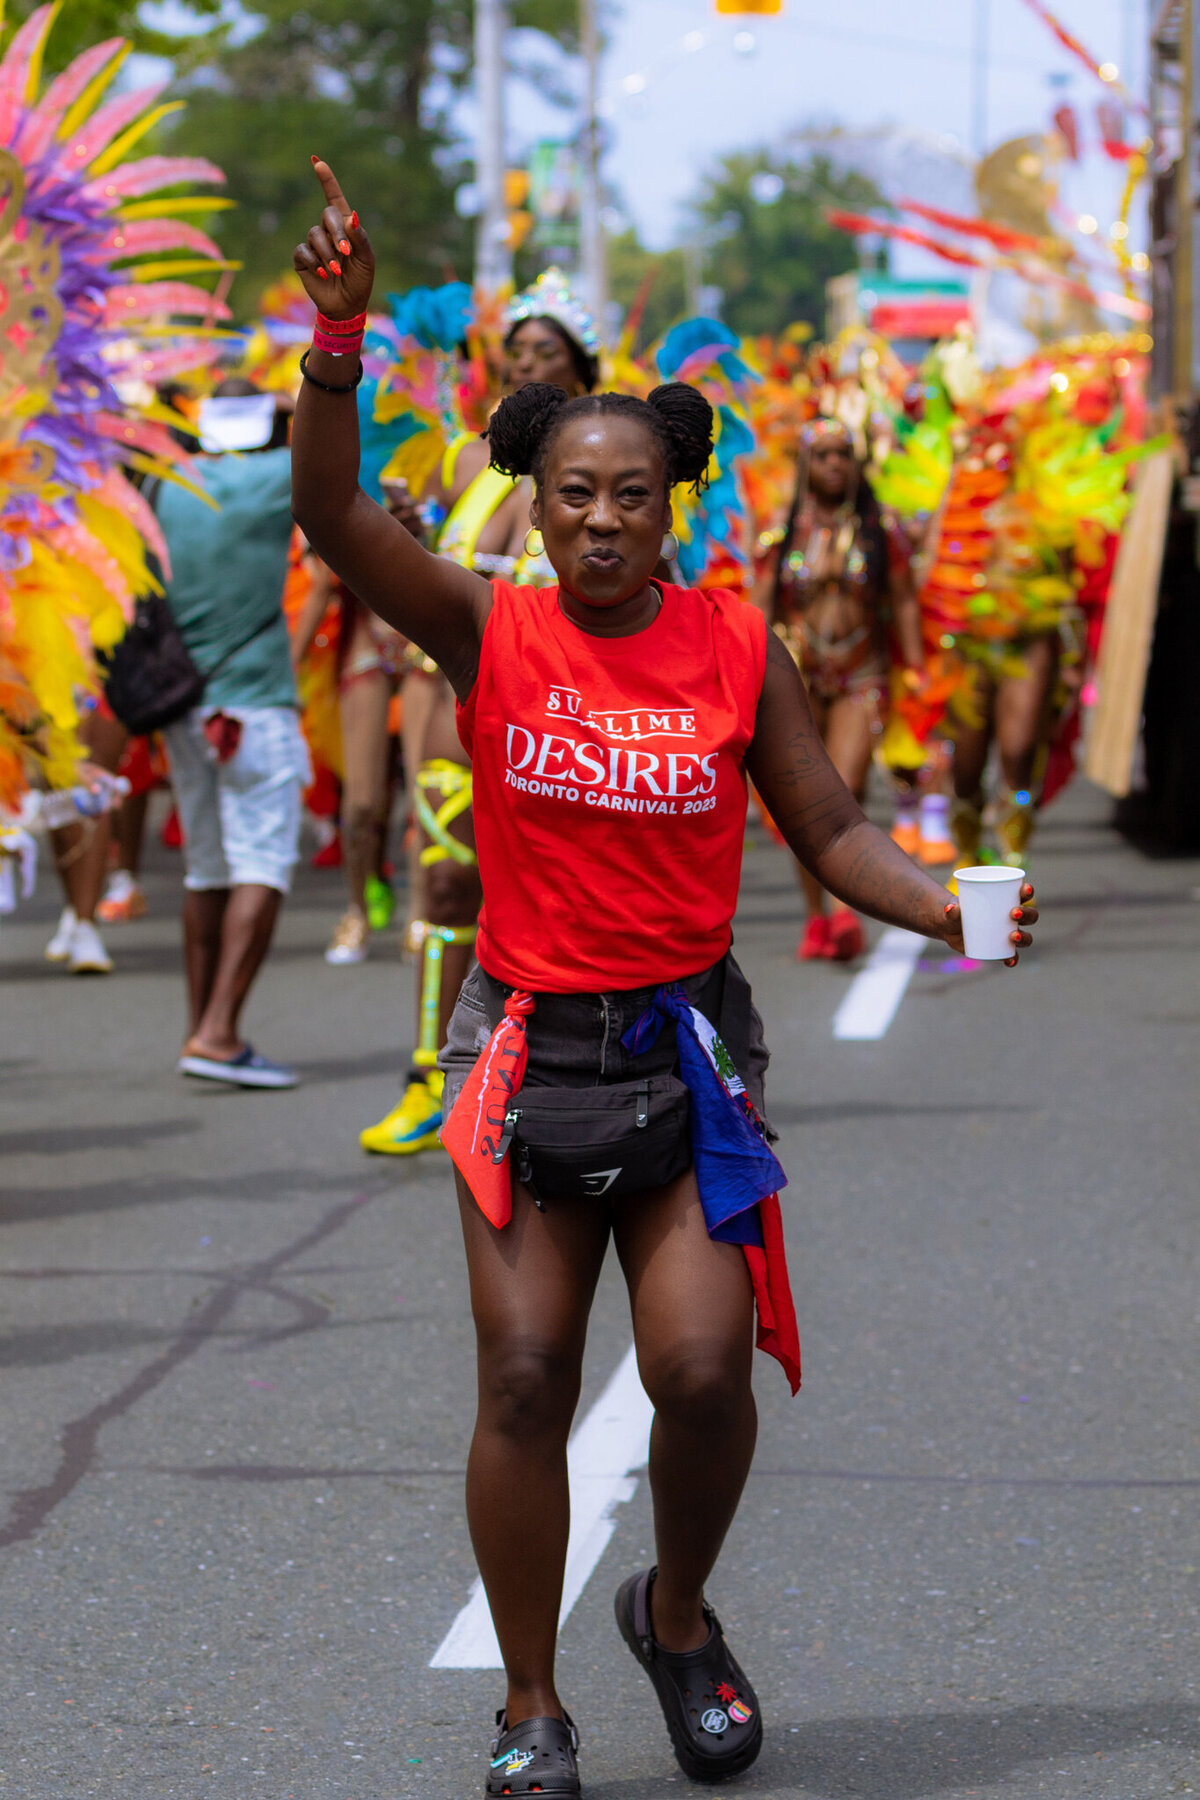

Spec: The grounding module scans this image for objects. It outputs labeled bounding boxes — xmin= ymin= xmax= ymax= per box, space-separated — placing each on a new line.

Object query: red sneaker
xmin=311 ymin=830 xmax=343 ymax=869
xmin=797 ymin=914 xmax=832 ymax=961
xmin=827 ymin=908 xmax=866 ymax=962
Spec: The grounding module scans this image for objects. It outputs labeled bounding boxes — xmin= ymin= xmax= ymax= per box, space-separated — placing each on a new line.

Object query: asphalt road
xmin=2 ymin=778 xmax=1199 ymax=1800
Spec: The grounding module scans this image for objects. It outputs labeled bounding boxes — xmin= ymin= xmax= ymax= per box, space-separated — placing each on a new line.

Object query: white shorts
xmin=163 ymin=706 xmax=311 ymax=894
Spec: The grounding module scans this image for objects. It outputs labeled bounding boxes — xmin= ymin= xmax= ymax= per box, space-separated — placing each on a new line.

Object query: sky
xmin=136 ymin=0 xmax=1150 ymax=321
xmin=492 ymin=0 xmax=1147 ymax=271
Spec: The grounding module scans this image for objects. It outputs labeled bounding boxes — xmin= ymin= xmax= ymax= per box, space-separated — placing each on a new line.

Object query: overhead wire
xmin=602 ymin=9 xmax=1076 ymax=116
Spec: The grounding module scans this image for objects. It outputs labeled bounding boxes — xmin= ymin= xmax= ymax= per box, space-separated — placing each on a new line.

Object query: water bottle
xmin=21 ymin=775 xmax=130 ymax=830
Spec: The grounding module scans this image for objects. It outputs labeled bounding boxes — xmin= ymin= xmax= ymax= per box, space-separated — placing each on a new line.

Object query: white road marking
xmin=430 ymin=1341 xmax=653 ymax=1669
xmin=832 ymin=927 xmax=926 ymax=1041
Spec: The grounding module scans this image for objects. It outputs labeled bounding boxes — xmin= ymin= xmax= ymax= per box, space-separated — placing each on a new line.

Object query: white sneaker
xmin=45 ymin=906 xmax=77 ymax=961
xmin=68 ymin=918 xmax=113 ymax=974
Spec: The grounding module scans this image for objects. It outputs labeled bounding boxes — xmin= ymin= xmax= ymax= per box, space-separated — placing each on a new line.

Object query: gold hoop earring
xmin=523 ymin=527 xmax=544 ymax=559
xmin=661 ymin=529 xmax=680 ymax=563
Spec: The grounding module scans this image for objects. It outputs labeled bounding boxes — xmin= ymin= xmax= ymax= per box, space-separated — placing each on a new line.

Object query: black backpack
xmin=99 ymin=479 xmax=279 ymax=736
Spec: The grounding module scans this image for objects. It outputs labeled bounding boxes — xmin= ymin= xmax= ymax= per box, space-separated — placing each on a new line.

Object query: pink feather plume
xmin=0 ymin=5 xmax=57 ymax=148
xmin=14 ymin=37 xmax=126 ymax=165
xmin=102 ymin=219 xmax=225 ymax=262
xmin=57 ymin=81 xmax=168 ymax=176
xmin=105 ymin=281 xmax=232 ymax=324
xmin=84 ymin=156 xmax=225 ymax=204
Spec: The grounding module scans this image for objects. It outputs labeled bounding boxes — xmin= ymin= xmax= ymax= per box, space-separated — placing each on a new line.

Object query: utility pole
xmin=1175 ymin=0 xmax=1198 ymax=403
xmin=475 ymin=0 xmax=512 ymax=291
xmin=579 ymin=0 xmax=608 ymax=320
xmin=971 ymin=0 xmax=990 ymax=158
xmin=1150 ymin=0 xmax=1200 ymax=399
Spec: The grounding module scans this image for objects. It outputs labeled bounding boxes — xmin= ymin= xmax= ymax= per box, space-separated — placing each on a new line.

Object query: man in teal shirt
xmin=161 ymin=381 xmax=310 ymax=1089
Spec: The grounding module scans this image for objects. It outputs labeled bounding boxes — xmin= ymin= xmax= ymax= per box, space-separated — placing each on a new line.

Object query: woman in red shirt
xmin=291 ymin=162 xmax=1037 ymax=1797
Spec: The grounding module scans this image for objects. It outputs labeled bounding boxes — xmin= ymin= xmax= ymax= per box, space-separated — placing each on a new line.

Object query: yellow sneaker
xmin=360 ymin=1070 xmax=446 ymax=1155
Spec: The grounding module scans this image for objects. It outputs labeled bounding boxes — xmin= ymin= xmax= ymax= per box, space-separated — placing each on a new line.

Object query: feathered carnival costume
xmin=356 ymin=266 xmax=758 ymax=590
xmin=871 ymin=330 xmax=1163 ymax=848
xmin=0 ymin=3 xmax=229 ymax=820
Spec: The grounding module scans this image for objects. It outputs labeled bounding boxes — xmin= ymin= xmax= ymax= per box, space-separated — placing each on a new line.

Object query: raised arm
xmin=290 ymin=158 xmax=490 ymax=699
xmin=745 ymin=633 xmax=1037 ymax=961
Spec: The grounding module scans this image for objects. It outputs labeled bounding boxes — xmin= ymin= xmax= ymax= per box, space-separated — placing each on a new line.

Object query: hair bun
xmin=646 ymin=382 xmax=714 ymax=488
xmin=486 ymin=382 xmax=570 ymax=478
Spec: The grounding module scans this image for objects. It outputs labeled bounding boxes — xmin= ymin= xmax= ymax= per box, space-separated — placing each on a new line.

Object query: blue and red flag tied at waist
xmin=442 ymin=983 xmax=799 ymax=1391
xmin=623 ymin=986 xmax=800 ymax=1393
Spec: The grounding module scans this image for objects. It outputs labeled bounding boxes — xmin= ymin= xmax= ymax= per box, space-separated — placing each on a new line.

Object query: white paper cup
xmin=953 ymin=866 xmax=1026 ymax=961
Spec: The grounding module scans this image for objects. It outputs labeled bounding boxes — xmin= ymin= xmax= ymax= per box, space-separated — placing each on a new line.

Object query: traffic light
xmin=504 ymin=168 xmax=533 ymax=251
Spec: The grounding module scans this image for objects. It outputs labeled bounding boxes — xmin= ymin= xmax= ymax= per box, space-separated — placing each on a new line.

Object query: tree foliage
xmin=694 ymin=150 xmax=886 ymax=338
xmin=607 ymin=230 xmax=689 ymax=353
xmin=151 ymin=0 xmax=577 ymax=313
xmin=5 ymin=0 xmax=222 ymax=72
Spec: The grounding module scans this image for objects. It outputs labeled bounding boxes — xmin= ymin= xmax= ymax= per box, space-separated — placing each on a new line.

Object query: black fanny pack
xmin=496 ymin=1075 xmax=691 ymax=1207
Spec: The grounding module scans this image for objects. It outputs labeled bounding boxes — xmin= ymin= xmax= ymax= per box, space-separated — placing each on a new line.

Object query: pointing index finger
xmin=311 ymin=156 xmax=352 ymax=222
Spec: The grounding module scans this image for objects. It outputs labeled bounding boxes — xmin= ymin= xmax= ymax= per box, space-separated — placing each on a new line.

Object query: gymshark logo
xmin=580 ymin=1168 xmax=622 ymax=1195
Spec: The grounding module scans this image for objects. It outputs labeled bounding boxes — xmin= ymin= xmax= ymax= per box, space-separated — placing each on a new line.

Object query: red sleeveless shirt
xmin=457 ymin=580 xmax=767 ymax=993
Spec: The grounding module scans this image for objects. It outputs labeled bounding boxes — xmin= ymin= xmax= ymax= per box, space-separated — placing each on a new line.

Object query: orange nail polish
xmin=311 ymin=154 xmax=320 ymax=164
xmin=339 ymin=239 xmax=351 ymax=256
xmin=328 ymin=258 xmax=342 ymax=276
xmin=349 ymin=212 xmax=359 ymax=230
xmin=317 ymin=266 xmax=328 ymax=280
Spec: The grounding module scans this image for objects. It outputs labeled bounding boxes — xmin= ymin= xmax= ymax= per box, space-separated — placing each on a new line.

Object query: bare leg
xmin=798 ymin=850 xmax=825 ymax=921
xmin=399 ymin=668 xmax=438 ymax=942
xmin=52 ymin=708 xmax=127 ymax=923
xmin=799 ymin=692 xmax=875 ymax=917
xmin=337 ymin=665 xmax=392 ymax=916
xmin=995 ymin=633 xmax=1059 ymax=793
xmin=375 ymin=748 xmax=398 ymax=879
xmin=182 ymin=888 xmax=229 ymax=1033
xmin=413 ymin=683 xmax=481 ymax=1059
xmin=950 ymin=661 xmax=996 ymax=805
xmin=184 ymin=884 xmax=281 ymax=1059
xmin=614 ymin=1172 xmax=757 ymax=1652
xmin=796 ymin=692 xmax=828 ymax=919
xmin=456 ymin=1172 xmax=611 ymax=1725
xmin=948 ymin=661 xmax=997 ymax=863
xmin=115 ymin=788 xmax=150 ymax=877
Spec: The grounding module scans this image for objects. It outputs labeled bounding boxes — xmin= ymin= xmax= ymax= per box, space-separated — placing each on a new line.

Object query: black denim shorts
xmin=440 ymin=950 xmax=771 ymax=1137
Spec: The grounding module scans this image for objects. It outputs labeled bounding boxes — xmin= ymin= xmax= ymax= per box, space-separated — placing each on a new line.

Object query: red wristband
xmin=313 ymin=328 xmax=364 ymax=357
xmin=315 ymin=310 xmax=367 ymax=335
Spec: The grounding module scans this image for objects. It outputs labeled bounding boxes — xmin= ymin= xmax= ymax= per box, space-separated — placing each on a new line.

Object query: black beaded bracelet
xmin=299 ymin=348 xmax=364 ymax=392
